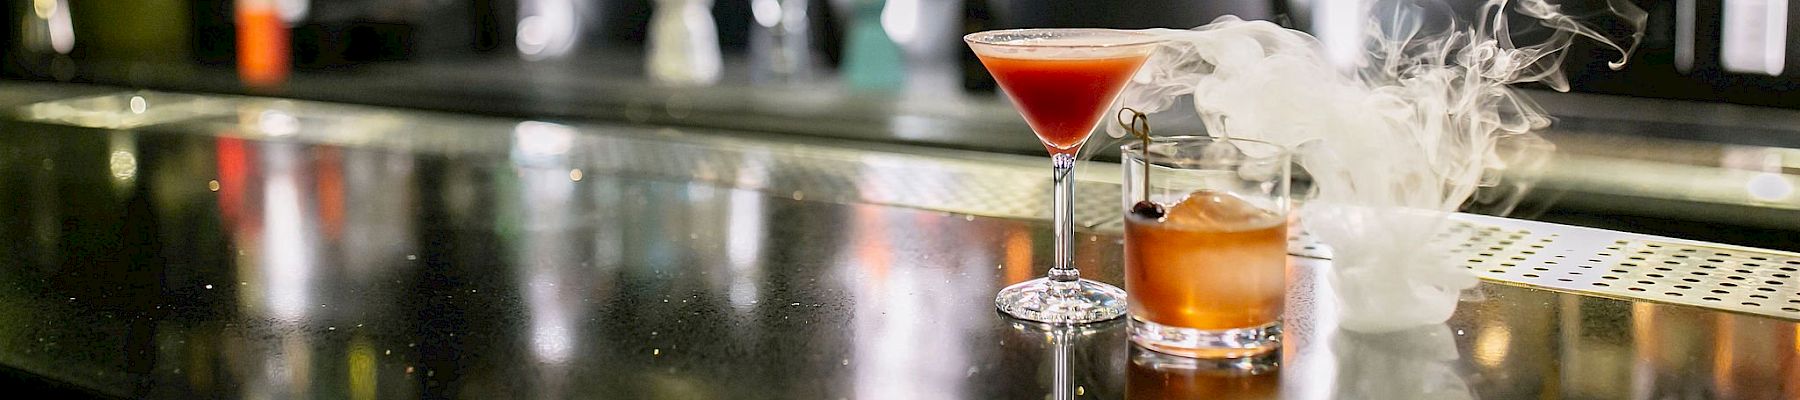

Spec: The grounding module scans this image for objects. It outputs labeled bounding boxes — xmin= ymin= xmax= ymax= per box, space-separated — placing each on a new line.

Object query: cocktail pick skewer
xmin=1117 ymin=108 xmax=1162 ymax=218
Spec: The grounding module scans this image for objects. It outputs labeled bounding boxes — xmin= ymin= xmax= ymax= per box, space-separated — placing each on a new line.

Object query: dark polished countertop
xmin=1 ymin=91 xmax=1797 ymax=399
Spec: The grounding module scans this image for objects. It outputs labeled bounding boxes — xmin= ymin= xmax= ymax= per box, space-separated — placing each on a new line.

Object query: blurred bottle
xmin=958 ymin=0 xmax=995 ymax=92
xmin=647 ymin=0 xmax=723 ymax=85
xmin=517 ymin=0 xmax=582 ymax=61
xmin=748 ymin=0 xmax=816 ymax=83
xmin=840 ymin=0 xmax=903 ymax=91
xmin=19 ymin=0 xmax=75 ymax=56
xmin=236 ymin=0 xmax=291 ymax=90
xmin=11 ymin=0 xmax=75 ymax=80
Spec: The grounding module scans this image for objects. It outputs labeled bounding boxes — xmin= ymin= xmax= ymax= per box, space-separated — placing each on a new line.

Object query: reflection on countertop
xmin=0 ymin=94 xmax=1796 ymax=398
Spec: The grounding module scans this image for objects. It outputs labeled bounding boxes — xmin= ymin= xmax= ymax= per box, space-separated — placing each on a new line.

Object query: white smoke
xmin=1109 ymin=0 xmax=1644 ymax=332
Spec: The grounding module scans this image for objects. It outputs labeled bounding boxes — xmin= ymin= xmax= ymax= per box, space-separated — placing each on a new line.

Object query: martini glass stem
xmin=1049 ymin=152 xmax=1079 ymax=283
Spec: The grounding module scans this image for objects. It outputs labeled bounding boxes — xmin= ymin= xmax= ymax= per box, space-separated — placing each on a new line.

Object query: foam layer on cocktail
xmin=968 ymin=30 xmax=1161 ymax=60
xmin=1108 ymin=0 xmax=1646 ymax=332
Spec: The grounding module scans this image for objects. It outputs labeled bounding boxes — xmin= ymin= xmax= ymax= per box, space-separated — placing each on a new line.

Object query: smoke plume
xmin=1109 ymin=0 xmax=1644 ymax=332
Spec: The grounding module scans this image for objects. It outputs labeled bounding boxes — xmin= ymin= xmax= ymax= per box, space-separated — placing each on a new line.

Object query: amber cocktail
xmin=1122 ymin=136 xmax=1290 ymax=358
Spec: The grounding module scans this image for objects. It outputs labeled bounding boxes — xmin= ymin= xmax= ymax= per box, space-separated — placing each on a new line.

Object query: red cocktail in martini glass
xmin=967 ymin=29 xmax=1160 ymax=324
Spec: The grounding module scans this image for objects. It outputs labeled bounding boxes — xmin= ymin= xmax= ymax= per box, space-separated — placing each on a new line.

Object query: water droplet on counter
xmin=791 ymin=191 xmax=805 ymax=200
xmin=406 ymin=254 xmax=417 ymax=261
xmin=207 ymin=180 xmax=220 ymax=191
xmin=653 ymin=349 xmax=661 ymax=356
xmin=1077 ymin=386 xmax=1085 ymax=396
xmin=204 ymin=284 xmax=213 ymax=289
xmin=790 ymin=302 xmax=801 ymax=306
xmin=964 ymin=215 xmax=975 ymax=221
xmin=384 ymin=350 xmax=391 ymax=355
xmin=841 ymin=359 xmax=849 ymax=366
xmin=328 ymin=326 xmax=336 ymax=331
xmin=569 ymin=169 xmax=583 ymax=181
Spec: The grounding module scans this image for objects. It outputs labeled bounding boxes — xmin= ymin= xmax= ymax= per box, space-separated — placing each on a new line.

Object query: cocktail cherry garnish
xmin=1118 ymin=107 xmax=1161 ymax=220
xmin=1131 ymin=200 xmax=1166 ymax=219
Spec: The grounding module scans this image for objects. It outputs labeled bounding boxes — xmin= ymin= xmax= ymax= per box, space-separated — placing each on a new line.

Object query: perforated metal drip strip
xmin=18 ymin=92 xmax=1800 ymax=322
xmin=1450 ymin=215 xmax=1800 ymax=320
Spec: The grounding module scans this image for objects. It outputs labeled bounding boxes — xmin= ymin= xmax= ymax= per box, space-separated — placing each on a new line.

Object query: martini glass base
xmin=994 ymin=278 xmax=1128 ymax=324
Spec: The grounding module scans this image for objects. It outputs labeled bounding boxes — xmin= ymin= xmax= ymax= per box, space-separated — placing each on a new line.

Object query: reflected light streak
xmin=1628 ymin=303 xmax=1657 ymax=396
xmin=312 ymin=148 xmax=345 ymax=238
xmin=727 ymin=189 xmax=766 ymax=309
xmin=530 ymin=272 xmax=574 ymax=364
xmin=1472 ymin=325 xmax=1510 ymax=369
xmin=249 ymin=331 xmax=316 ymax=399
xmin=849 ymin=204 xmax=965 ymax=400
xmin=282 ymin=333 xmax=314 ymax=397
xmin=107 ymin=131 xmax=138 ymax=196
xmin=108 ymin=151 xmax=137 ymax=182
xmin=1712 ymin=316 xmax=1736 ymax=397
xmin=349 ymin=336 xmax=377 ymax=400
xmin=854 ymin=205 xmax=893 ymax=280
xmin=1287 ymin=258 xmax=1339 ymax=400
xmin=518 ymin=165 xmax=578 ymax=366
xmin=263 ymin=155 xmax=312 ymax=322
xmin=1003 ymin=229 xmax=1032 ymax=285
xmin=259 ymin=110 xmax=300 ymax=137
xmin=216 ymin=138 xmax=258 ymax=229
xmin=512 ymin=121 xmax=577 ymax=165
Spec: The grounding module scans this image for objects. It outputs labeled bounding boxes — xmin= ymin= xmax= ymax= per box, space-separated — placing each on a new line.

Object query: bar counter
xmin=1 ymin=90 xmax=1797 ymax=399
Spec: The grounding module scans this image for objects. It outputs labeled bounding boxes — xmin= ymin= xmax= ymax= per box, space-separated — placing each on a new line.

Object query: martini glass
xmin=967 ymin=29 xmax=1161 ymax=324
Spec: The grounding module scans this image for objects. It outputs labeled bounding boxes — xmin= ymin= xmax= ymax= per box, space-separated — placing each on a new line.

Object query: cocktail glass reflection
xmin=1123 ymin=136 xmax=1290 ymax=357
xmin=966 ymin=29 xmax=1161 ymax=324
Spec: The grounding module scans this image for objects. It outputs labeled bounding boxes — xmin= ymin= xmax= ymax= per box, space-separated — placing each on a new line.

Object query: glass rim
xmin=963 ymin=28 xmax=1166 ymax=49
xmin=1119 ymin=135 xmax=1289 ymax=157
